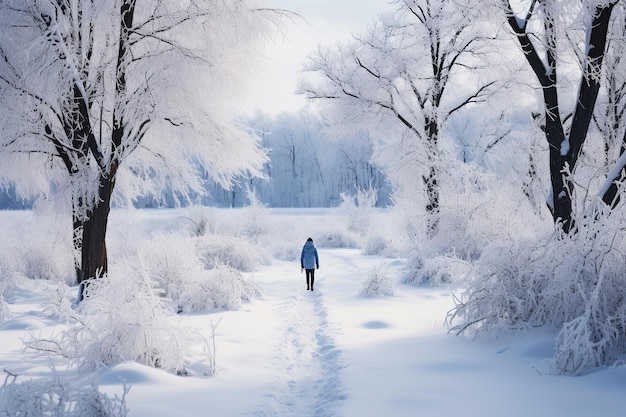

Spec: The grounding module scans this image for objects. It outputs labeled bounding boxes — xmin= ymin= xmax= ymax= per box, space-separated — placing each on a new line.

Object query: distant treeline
xmin=2 ymin=110 xmax=391 ymax=210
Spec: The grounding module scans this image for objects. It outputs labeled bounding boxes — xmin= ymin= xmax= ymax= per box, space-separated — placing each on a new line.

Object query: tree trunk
xmin=72 ymin=214 xmax=83 ymax=281
xmin=78 ymin=169 xmax=116 ymax=300
xmin=423 ymin=164 xmax=440 ymax=238
xmin=424 ymin=114 xmax=440 ymax=238
xmin=544 ymin=104 xmax=573 ymax=231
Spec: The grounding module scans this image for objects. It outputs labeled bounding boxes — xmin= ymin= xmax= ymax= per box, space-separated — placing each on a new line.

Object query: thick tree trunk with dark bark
xmin=77 ymin=169 xmax=116 ymax=300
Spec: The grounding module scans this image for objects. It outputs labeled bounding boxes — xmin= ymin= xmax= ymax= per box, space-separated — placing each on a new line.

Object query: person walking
xmin=300 ymin=238 xmax=319 ymax=291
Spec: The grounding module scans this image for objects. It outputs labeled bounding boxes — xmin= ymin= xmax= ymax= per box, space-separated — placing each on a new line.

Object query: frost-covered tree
xmin=501 ymin=0 xmax=619 ymax=231
xmin=449 ymin=1 xmax=626 ymax=375
xmin=0 ymin=0 xmax=278 ymax=297
xmin=301 ymin=0 xmax=498 ymax=237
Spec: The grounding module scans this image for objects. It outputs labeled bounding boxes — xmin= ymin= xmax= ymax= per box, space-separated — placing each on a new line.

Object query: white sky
xmin=242 ymin=0 xmax=394 ymax=116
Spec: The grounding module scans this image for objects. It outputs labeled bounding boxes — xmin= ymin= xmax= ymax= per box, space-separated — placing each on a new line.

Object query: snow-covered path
xmin=246 ymin=249 xmax=354 ymax=417
xmin=244 ymin=247 xmax=451 ymax=417
xmin=252 ymin=270 xmax=344 ymax=416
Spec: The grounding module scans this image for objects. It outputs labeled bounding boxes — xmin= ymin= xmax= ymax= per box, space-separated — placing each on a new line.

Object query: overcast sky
xmin=242 ymin=0 xmax=394 ymax=115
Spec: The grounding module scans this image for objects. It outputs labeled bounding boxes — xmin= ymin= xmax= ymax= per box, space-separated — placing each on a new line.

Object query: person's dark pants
xmin=305 ymin=269 xmax=315 ymax=290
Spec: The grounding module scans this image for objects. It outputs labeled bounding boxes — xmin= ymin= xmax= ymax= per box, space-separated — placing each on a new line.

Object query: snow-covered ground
xmin=1 ymin=209 xmax=625 ymax=416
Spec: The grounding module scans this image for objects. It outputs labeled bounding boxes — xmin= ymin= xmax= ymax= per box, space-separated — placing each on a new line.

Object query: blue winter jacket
xmin=301 ymin=241 xmax=319 ymax=270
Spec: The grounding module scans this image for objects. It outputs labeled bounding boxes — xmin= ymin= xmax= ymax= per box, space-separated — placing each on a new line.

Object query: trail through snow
xmin=245 ymin=247 xmax=447 ymax=417
xmin=251 ymin=253 xmax=347 ymax=417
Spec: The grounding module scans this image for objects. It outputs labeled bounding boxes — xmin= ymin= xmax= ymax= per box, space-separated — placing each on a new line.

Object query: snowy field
xmin=1 ymin=208 xmax=625 ymax=417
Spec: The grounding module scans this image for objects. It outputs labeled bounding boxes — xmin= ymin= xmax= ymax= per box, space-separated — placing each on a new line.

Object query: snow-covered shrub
xmin=41 ymin=282 xmax=74 ymax=322
xmin=269 ymin=241 xmax=300 ymax=262
xmin=196 ymin=234 xmax=269 ymax=272
xmin=138 ymin=234 xmax=262 ymax=313
xmin=177 ymin=264 xmax=261 ymax=312
xmin=360 ymin=264 xmax=394 ymax=297
xmin=314 ymin=229 xmax=359 ymax=248
xmin=237 ymin=188 xmax=270 ymax=241
xmin=403 ymin=254 xmax=472 ymax=286
xmin=185 ymin=191 xmax=270 ymax=242
xmin=341 ymin=186 xmax=378 ymax=233
xmin=0 ymin=211 xmax=74 ymax=285
xmin=0 ymin=264 xmax=12 ymax=321
xmin=399 ymin=251 xmax=423 ymax=283
xmin=0 ymin=293 xmax=11 ymax=321
xmin=0 ymin=371 xmax=128 ymax=417
xmin=139 ymin=235 xmax=200 ymax=304
xmin=448 ymin=207 xmax=626 ymax=375
xmin=0 ymin=250 xmax=15 ymax=282
xmin=9 ymin=237 xmax=74 ymax=284
xmin=44 ymin=270 xmax=196 ymax=375
xmin=358 ymin=209 xmax=406 ymax=256
xmin=178 ymin=206 xmax=215 ymax=237
xmin=361 ymin=232 xmax=391 ymax=256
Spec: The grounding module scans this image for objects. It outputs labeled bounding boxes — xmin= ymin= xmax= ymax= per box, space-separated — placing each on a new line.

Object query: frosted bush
xmin=177 ymin=264 xmax=261 ymax=312
xmin=314 ymin=229 xmax=359 ymax=248
xmin=449 ymin=207 xmax=626 ymax=375
xmin=178 ymin=206 xmax=215 ymax=236
xmin=0 ymin=271 xmax=31 ymax=310
xmin=0 ymin=237 xmax=74 ymax=285
xmin=138 ymin=234 xmax=262 ymax=313
xmin=340 ymin=186 xmax=377 ymax=233
xmin=196 ymin=234 xmax=269 ymax=272
xmin=0 ymin=211 xmax=74 ymax=285
xmin=185 ymin=191 xmax=270 ymax=241
xmin=22 ymin=238 xmax=74 ymax=282
xmin=236 ymin=188 xmax=270 ymax=241
xmin=39 ymin=270 xmax=198 ymax=375
xmin=138 ymin=211 xmax=270 ymax=275
xmin=360 ymin=264 xmax=394 ymax=297
xmin=403 ymin=254 xmax=472 ymax=286
xmin=269 ymin=241 xmax=300 ymax=262
xmin=551 ymin=303 xmax=624 ymax=375
xmin=0 ymin=252 xmax=14 ymax=283
xmin=139 ymin=236 xmax=197 ymax=300
xmin=0 ymin=294 xmax=10 ymax=321
xmin=401 ymin=252 xmax=424 ymax=284
xmin=361 ymin=232 xmax=391 ymax=256
xmin=0 ymin=371 xmax=128 ymax=417
xmin=41 ymin=282 xmax=74 ymax=323
xmin=0 ymin=265 xmax=11 ymax=321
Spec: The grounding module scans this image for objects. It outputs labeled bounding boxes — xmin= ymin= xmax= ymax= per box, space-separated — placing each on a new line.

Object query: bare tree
xmin=300 ymin=0 xmax=498 ymax=238
xmin=0 ymin=0 xmax=279 ymax=298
